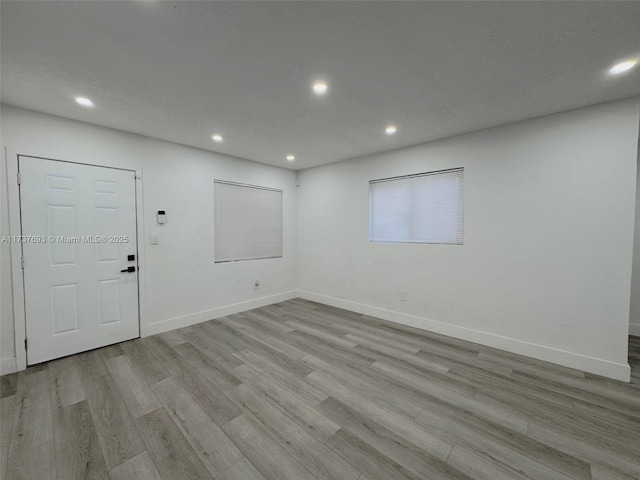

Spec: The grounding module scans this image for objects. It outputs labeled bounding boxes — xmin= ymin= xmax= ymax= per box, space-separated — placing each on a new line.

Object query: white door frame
xmin=5 ymin=147 xmax=148 ymax=371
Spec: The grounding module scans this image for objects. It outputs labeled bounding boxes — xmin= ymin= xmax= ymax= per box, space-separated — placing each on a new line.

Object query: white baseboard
xmin=297 ymin=290 xmax=631 ymax=382
xmin=1 ymin=357 xmax=17 ymax=375
xmin=4 ymin=290 xmax=632 ymax=381
xmin=145 ymin=291 xmax=298 ymax=336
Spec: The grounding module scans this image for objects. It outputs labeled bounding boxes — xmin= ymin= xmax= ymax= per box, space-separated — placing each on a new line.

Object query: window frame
xmin=214 ymin=179 xmax=284 ymax=263
xmin=369 ymin=167 xmax=464 ymax=245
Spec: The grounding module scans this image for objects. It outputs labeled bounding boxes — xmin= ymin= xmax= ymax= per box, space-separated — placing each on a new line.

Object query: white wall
xmin=297 ymin=99 xmax=639 ymax=381
xmin=1 ymin=132 xmax=14 ymax=373
xmin=0 ymin=104 xmax=297 ymax=372
xmin=2 ymin=100 xmax=638 ymax=381
xmin=631 ymin=139 xmax=640 ymax=337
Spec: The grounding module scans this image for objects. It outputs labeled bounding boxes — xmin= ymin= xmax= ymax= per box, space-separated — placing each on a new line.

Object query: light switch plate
xmin=150 ymin=233 xmax=159 ymax=245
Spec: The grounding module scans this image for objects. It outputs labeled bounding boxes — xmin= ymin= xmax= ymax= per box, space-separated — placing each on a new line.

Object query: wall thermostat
xmin=157 ymin=210 xmax=167 ymax=225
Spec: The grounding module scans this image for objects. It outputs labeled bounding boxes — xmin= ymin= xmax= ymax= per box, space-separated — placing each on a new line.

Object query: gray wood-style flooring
xmin=1 ymin=299 xmax=639 ymax=480
xmin=630 ymin=335 xmax=640 ymax=386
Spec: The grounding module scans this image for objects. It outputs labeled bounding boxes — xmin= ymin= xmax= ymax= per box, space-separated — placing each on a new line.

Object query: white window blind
xmin=214 ymin=180 xmax=283 ymax=262
xmin=369 ymin=168 xmax=464 ymax=245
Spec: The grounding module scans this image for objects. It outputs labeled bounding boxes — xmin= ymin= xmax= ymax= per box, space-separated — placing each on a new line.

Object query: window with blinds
xmin=214 ymin=180 xmax=283 ymax=262
xmin=369 ymin=168 xmax=464 ymax=245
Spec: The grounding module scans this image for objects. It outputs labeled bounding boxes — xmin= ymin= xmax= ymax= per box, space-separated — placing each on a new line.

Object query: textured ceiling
xmin=2 ymin=1 xmax=640 ymax=170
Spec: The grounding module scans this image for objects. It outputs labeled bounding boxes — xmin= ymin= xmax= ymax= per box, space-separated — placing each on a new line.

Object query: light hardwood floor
xmin=1 ymin=299 xmax=639 ymax=480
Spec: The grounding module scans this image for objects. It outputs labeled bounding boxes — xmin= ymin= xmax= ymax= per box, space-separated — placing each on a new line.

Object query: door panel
xmin=20 ymin=156 xmax=139 ymax=365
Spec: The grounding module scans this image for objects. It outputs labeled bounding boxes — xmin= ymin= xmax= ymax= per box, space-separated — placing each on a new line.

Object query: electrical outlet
xmin=400 ymin=291 xmax=407 ymax=301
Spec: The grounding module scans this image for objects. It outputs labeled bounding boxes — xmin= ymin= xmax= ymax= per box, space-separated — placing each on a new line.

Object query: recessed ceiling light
xmin=212 ymin=134 xmax=223 ymax=143
xmin=312 ymin=80 xmax=328 ymax=95
xmin=75 ymin=96 xmax=94 ymax=107
xmin=385 ymin=125 xmax=397 ymax=135
xmin=609 ymin=59 xmax=638 ymax=75
xmin=286 ymin=155 xmax=295 ymax=161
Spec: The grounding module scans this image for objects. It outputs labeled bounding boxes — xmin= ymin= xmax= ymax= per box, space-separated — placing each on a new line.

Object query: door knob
xmin=121 ymin=266 xmax=136 ymax=273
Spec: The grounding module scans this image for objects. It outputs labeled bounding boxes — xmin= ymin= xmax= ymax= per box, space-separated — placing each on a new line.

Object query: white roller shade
xmin=214 ymin=181 xmax=283 ymax=262
xmin=370 ymin=168 xmax=464 ymax=244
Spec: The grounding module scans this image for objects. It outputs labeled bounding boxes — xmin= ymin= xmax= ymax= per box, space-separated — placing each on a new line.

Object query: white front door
xmin=19 ymin=156 xmax=139 ymax=365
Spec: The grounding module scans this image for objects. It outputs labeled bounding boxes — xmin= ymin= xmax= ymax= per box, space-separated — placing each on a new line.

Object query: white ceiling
xmin=2 ymin=1 xmax=639 ymax=170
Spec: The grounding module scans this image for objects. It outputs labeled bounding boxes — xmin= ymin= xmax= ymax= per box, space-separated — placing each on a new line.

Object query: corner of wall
xmin=630 ymin=104 xmax=640 ymax=336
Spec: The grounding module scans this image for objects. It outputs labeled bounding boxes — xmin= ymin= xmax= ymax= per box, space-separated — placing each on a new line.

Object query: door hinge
xmin=17 ymin=172 xmax=21 ymax=185
xmin=24 ymin=338 xmax=27 ymax=351
xmin=21 ymin=257 xmax=24 ymax=269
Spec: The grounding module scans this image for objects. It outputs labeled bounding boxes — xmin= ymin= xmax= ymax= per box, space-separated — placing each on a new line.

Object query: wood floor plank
xmin=83 ymin=374 xmax=146 ymax=470
xmin=571 ymin=399 xmax=640 ymax=436
xmin=302 ymin=353 xmax=423 ymax=418
xmin=4 ymin=300 xmax=639 ymax=480
xmin=5 ymin=441 xmax=56 ymax=480
xmin=105 ymin=355 xmax=160 ymax=419
xmin=219 ymin=315 xmax=310 ymax=360
xmin=173 ymin=342 xmax=241 ymax=392
xmin=520 ymin=396 xmax=640 ymax=455
xmin=513 ymin=370 xmax=640 ymax=418
xmin=305 ymin=371 xmax=454 ymax=461
xmin=231 ymin=363 xmax=340 ymax=442
xmin=9 ymin=371 xmax=53 ymax=457
xmin=527 ymin=418 xmax=640 ymax=478
xmin=178 ymin=328 xmax=243 ymax=371
xmin=142 ymin=337 xmax=242 ymax=426
xmin=157 ymin=330 xmax=186 ymax=347
xmin=478 ymin=349 xmax=587 ymax=379
xmin=200 ymin=321 xmax=254 ymax=353
xmin=234 ymin=349 xmax=328 ymax=406
xmin=220 ymin=414 xmax=318 ymax=480
xmin=75 ymin=349 xmax=109 ymax=382
xmin=216 ymin=457 xmax=266 ymax=480
xmin=198 ymin=322 xmax=250 ymax=357
xmin=318 ymin=397 xmax=473 ymax=480
xmin=286 ymin=320 xmax=359 ymax=349
xmin=354 ymin=343 xmax=450 ymax=375
xmin=248 ymin=306 xmax=297 ymax=326
xmin=98 ymin=344 xmax=127 ymax=362
xmin=235 ymin=340 xmax=314 ymax=379
xmin=590 ymin=464 xmax=639 ymax=480
xmin=1 ymin=373 xmax=18 ymax=398
xmin=1 ymin=394 xmax=17 ymax=479
xmin=109 ymin=451 xmax=161 ymax=480
xmin=226 ymin=383 xmax=360 ymax=480
xmin=49 ymin=356 xmax=86 ymax=408
xmin=135 ymin=408 xmax=213 ymax=480
xmin=326 ymin=318 xmax=402 ymax=339
xmin=53 ymin=400 xmax=109 ymax=480
xmin=414 ymin=408 xmax=592 ymax=480
xmin=345 ymin=331 xmax=421 ymax=355
xmin=120 ymin=339 xmax=171 ymax=385
xmin=446 ymin=444 xmax=529 ymax=480
xmin=325 ymin=428 xmax=422 ymax=480
xmin=20 ymin=364 xmax=48 ymax=376
xmin=372 ymin=360 xmax=531 ymax=434
xmin=417 ymin=348 xmax=512 ymax=378
xmin=288 ymin=330 xmax=377 ymax=368
xmin=242 ymin=310 xmax=296 ymax=335
xmin=151 ymin=377 xmax=242 ymax=477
